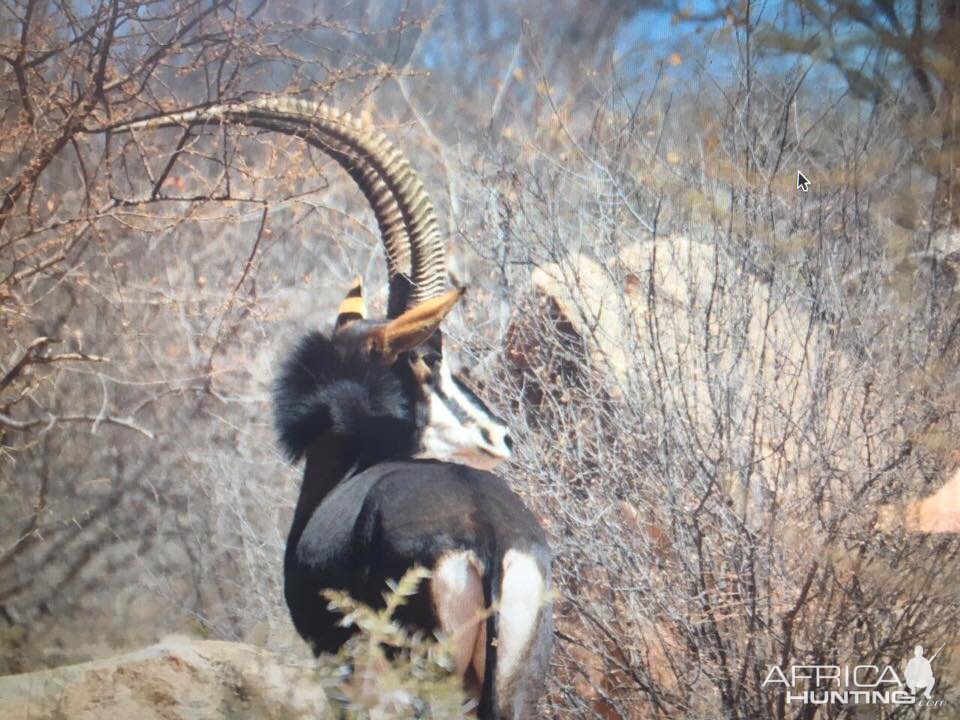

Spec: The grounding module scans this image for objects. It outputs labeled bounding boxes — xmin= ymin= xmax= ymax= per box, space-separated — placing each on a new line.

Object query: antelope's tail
xmin=478 ymin=545 xmax=502 ymax=719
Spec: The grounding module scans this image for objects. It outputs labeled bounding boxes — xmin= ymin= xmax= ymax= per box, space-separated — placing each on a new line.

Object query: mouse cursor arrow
xmin=797 ymin=171 xmax=810 ymax=192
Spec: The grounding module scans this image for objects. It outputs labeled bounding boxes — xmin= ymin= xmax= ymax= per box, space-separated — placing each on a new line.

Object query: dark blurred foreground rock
xmin=0 ymin=636 xmax=330 ymax=720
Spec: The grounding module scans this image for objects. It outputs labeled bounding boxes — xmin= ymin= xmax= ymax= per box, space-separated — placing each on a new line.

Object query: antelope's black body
xmin=277 ymin=327 xmax=552 ymax=718
xmin=284 ymin=458 xmax=550 ymax=653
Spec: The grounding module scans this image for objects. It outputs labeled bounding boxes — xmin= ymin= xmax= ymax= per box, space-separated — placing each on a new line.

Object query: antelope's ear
xmin=335 ymin=276 xmax=366 ymax=331
xmin=369 ymin=288 xmax=465 ymax=362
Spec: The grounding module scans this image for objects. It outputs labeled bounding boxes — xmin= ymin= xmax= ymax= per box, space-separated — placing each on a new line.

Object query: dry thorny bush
xmin=3 ymin=1 xmax=960 ymax=718
xmin=466 ymin=69 xmax=960 ymax=719
xmin=0 ymin=0 xmax=416 ymax=670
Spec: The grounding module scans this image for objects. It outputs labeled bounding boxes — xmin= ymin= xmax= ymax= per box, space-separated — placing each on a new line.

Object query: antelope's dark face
xmin=333 ymin=279 xmax=512 ymax=470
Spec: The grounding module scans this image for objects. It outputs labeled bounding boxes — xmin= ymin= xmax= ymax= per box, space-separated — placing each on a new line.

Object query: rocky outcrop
xmin=522 ymin=236 xmax=960 ymax=534
xmin=520 ymin=236 xmax=838 ymax=507
xmin=0 ymin=636 xmax=329 ymax=720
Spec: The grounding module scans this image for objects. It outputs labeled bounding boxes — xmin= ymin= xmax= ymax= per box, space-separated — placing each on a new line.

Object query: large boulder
xmin=526 ymin=236 xmax=960 ymax=534
xmin=0 ymin=636 xmax=329 ymax=720
xmin=524 ymin=236 xmax=838 ymax=505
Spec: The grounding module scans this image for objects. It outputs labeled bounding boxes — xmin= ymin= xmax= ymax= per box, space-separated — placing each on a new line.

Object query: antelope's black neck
xmin=286 ymin=418 xmax=416 ymax=550
xmin=287 ymin=435 xmax=358 ymax=550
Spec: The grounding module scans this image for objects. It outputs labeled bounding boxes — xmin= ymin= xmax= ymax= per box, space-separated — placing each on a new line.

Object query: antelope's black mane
xmin=273 ymin=330 xmax=416 ymax=464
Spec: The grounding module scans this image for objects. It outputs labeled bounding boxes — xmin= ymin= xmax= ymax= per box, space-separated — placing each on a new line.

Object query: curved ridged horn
xmin=114 ymin=98 xmax=448 ymax=315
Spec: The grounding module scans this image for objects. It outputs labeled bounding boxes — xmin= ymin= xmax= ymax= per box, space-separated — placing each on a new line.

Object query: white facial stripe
xmin=437 ymin=363 xmax=493 ymax=425
xmin=414 ymin=359 xmax=512 ymax=470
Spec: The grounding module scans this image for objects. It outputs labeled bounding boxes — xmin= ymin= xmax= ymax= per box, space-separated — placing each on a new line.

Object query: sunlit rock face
xmin=0 ymin=637 xmax=330 ymax=720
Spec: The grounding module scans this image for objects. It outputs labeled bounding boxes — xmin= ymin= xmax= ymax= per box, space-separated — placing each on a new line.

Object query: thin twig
xmin=0 ymin=412 xmax=154 ymax=439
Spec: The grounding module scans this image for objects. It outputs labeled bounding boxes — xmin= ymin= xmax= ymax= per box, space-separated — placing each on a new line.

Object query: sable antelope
xmin=114 ymin=98 xmax=553 ymax=718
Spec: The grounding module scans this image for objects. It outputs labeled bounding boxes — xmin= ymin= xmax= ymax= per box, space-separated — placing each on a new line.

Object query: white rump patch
xmin=496 ymin=549 xmax=545 ymax=689
xmin=431 ymin=551 xmax=485 ymax=682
